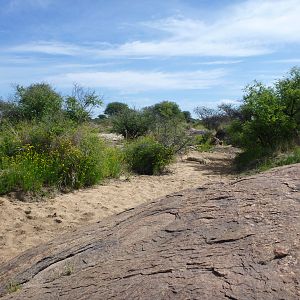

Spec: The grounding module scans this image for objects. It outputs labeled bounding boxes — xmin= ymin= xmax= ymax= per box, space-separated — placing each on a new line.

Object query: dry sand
xmin=0 ymin=146 xmax=237 ymax=264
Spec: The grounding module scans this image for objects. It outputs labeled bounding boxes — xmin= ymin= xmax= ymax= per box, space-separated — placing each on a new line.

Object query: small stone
xmin=274 ymin=247 xmax=289 ymax=259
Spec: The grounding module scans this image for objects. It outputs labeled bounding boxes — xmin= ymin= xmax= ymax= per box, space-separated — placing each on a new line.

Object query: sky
xmin=0 ymin=0 xmax=300 ymax=115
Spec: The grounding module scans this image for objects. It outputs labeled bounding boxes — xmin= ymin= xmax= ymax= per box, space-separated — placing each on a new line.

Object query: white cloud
xmin=9 ymin=41 xmax=84 ymax=56
xmin=196 ymin=60 xmax=243 ymax=65
xmin=97 ymin=0 xmax=300 ymax=57
xmin=46 ymin=69 xmax=227 ymax=93
xmin=270 ymin=58 xmax=300 ymax=64
xmin=7 ymin=0 xmax=300 ymax=58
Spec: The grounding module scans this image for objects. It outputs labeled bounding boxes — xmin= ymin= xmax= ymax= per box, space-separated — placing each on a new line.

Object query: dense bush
xmin=145 ymin=101 xmax=184 ymax=123
xmin=193 ymin=131 xmax=214 ymax=152
xmin=14 ymin=83 xmax=63 ymax=121
xmin=226 ymin=67 xmax=300 ymax=170
xmin=0 ymin=120 xmax=123 ymax=195
xmin=142 ymin=101 xmax=192 ymax=154
xmin=125 ymin=136 xmax=174 ymax=175
xmin=104 ymin=102 xmax=129 ymax=116
xmin=111 ymin=108 xmax=150 ymax=138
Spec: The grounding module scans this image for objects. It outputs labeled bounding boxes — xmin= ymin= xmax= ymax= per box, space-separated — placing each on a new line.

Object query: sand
xmin=0 ymin=147 xmax=237 ymax=264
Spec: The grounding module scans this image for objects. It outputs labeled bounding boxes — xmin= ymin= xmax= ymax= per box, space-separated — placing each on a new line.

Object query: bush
xmin=65 ymin=84 xmax=103 ymax=123
xmin=125 ymin=136 xmax=174 ymax=175
xmin=104 ymin=102 xmax=129 ymax=116
xmin=112 ymin=109 xmax=150 ymax=139
xmin=228 ymin=68 xmax=300 ymax=151
xmin=193 ymin=131 xmax=214 ymax=152
xmin=14 ymin=83 xmax=63 ymax=121
xmin=225 ymin=67 xmax=300 ymax=171
xmin=0 ymin=122 xmax=123 ymax=195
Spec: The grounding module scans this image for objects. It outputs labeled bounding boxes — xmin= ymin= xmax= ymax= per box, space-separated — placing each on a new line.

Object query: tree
xmin=0 ymin=99 xmax=21 ymax=122
xmin=194 ymin=106 xmax=224 ymax=130
xmin=14 ymin=83 xmax=63 ymax=120
xmin=275 ymin=67 xmax=300 ymax=135
xmin=104 ymin=102 xmax=129 ymax=116
xmin=144 ymin=101 xmax=190 ymax=153
xmin=145 ymin=101 xmax=183 ymax=122
xmin=111 ymin=109 xmax=150 ymax=139
xmin=65 ymin=84 xmax=103 ymax=123
xmin=182 ymin=110 xmax=193 ymax=123
xmin=228 ymin=68 xmax=300 ymax=151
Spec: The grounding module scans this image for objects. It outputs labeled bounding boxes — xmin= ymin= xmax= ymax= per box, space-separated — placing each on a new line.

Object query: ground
xmin=0 ymin=146 xmax=238 ymax=264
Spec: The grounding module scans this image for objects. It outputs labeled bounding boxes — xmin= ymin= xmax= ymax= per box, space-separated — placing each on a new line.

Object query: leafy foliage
xmin=65 ymin=84 xmax=103 ymax=123
xmin=228 ymin=68 xmax=300 ymax=150
xmin=0 ymin=83 xmax=121 ymax=196
xmin=182 ymin=110 xmax=193 ymax=123
xmin=125 ymin=136 xmax=174 ymax=175
xmin=14 ymin=83 xmax=63 ymax=121
xmin=104 ymin=102 xmax=129 ymax=116
xmin=227 ymin=67 xmax=300 ymax=170
xmin=0 ymin=123 xmax=123 ymax=194
xmin=111 ymin=108 xmax=150 ymax=139
xmin=147 ymin=101 xmax=183 ymax=120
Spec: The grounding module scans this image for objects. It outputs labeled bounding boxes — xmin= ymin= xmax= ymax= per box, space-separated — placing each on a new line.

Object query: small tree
xmin=182 ymin=110 xmax=192 ymax=123
xmin=144 ymin=101 xmax=190 ymax=154
xmin=104 ymin=102 xmax=129 ymax=116
xmin=194 ymin=106 xmax=224 ymax=130
xmin=65 ymin=84 xmax=103 ymax=123
xmin=145 ymin=101 xmax=184 ymax=123
xmin=14 ymin=83 xmax=63 ymax=121
xmin=111 ymin=108 xmax=150 ymax=139
xmin=227 ymin=67 xmax=300 ymax=151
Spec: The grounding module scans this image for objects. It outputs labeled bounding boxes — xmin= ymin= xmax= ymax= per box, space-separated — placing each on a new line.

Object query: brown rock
xmin=0 ymin=164 xmax=299 ymax=299
xmin=273 ymin=247 xmax=289 ymax=259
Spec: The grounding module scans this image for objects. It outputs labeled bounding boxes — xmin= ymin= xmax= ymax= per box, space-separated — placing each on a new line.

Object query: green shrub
xmin=0 ymin=122 xmax=123 ymax=195
xmin=125 ymin=136 xmax=174 ymax=175
xmin=65 ymin=84 xmax=103 ymax=123
xmin=259 ymin=147 xmax=300 ymax=171
xmin=14 ymin=83 xmax=63 ymax=121
xmin=104 ymin=102 xmax=129 ymax=116
xmin=228 ymin=68 xmax=300 ymax=152
xmin=234 ymin=146 xmax=300 ymax=173
xmin=193 ymin=131 xmax=214 ymax=152
xmin=111 ymin=109 xmax=150 ymax=139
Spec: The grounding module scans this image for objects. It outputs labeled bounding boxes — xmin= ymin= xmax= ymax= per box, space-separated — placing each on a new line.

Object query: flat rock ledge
xmin=0 ymin=164 xmax=299 ymax=300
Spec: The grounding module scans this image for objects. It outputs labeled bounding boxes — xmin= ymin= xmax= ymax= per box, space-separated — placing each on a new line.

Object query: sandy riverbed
xmin=0 ymin=147 xmax=237 ymax=263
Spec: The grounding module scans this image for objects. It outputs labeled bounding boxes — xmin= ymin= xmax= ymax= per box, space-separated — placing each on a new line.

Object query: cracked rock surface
xmin=0 ymin=164 xmax=299 ymax=299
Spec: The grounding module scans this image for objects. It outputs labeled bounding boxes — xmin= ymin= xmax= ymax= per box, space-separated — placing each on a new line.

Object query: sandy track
xmin=0 ymin=147 xmax=237 ymax=263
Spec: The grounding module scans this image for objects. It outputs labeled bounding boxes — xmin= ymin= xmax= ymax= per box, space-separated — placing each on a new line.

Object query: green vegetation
xmin=125 ymin=136 xmax=174 ymax=175
xmin=228 ymin=67 xmax=300 ymax=170
xmin=259 ymin=147 xmax=300 ymax=171
xmin=0 ymin=85 xmax=188 ymax=197
xmin=1 ymin=67 xmax=298 ymax=197
xmin=6 ymin=281 xmax=20 ymax=294
xmin=65 ymin=84 xmax=103 ymax=123
xmin=104 ymin=101 xmax=129 ymax=116
xmin=111 ymin=108 xmax=150 ymax=139
xmin=193 ymin=132 xmax=214 ymax=152
xmin=0 ymin=84 xmax=122 ymax=197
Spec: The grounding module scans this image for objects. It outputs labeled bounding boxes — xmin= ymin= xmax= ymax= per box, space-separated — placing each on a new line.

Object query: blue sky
xmin=1 ymin=0 xmax=300 ymax=115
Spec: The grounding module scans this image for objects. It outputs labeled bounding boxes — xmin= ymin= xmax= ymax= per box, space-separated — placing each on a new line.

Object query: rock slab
xmin=0 ymin=164 xmax=299 ymax=299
